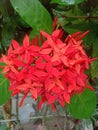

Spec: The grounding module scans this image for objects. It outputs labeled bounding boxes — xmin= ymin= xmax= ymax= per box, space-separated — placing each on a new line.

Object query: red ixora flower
xmin=0 ymin=28 xmax=95 ymax=112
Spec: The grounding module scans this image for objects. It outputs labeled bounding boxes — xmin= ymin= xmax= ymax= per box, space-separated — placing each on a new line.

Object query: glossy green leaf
xmin=10 ymin=0 xmax=52 ymax=35
xmin=67 ymin=88 xmax=96 ymax=119
xmin=0 ymin=73 xmax=11 ymax=105
xmin=51 ymin=0 xmax=86 ymax=5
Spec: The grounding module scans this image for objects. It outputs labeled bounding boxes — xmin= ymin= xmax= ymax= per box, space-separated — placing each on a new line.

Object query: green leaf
xmin=29 ymin=29 xmax=39 ymax=40
xmin=0 ymin=62 xmax=6 ymax=66
xmin=10 ymin=0 xmax=52 ymax=34
xmin=67 ymin=88 xmax=96 ymax=119
xmin=0 ymin=1 xmax=7 ymax=16
xmin=1 ymin=16 xmax=16 ymax=48
xmin=51 ymin=0 xmax=86 ymax=5
xmin=91 ymin=38 xmax=98 ymax=78
xmin=0 ymin=73 xmax=11 ymax=105
xmin=64 ymin=22 xmax=98 ymax=33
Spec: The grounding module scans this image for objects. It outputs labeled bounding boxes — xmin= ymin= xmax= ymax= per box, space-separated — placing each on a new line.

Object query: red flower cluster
xmin=0 ymin=29 xmax=94 ymax=111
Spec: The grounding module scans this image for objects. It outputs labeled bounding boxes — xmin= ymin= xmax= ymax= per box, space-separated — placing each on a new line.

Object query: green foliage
xmin=67 ymin=88 xmax=97 ymax=119
xmin=10 ymin=0 xmax=52 ymax=37
xmin=0 ymin=72 xmax=11 ymax=105
xmin=91 ymin=38 xmax=98 ymax=78
xmin=1 ymin=16 xmax=16 ymax=48
xmin=0 ymin=63 xmax=11 ymax=105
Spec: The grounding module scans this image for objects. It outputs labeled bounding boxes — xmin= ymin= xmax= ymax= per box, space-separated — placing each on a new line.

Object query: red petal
xmin=51 ymin=68 xmax=61 ymax=77
xmin=47 ymin=37 xmax=59 ymax=52
xmin=45 ymin=62 xmax=51 ymax=73
xmin=68 ymin=85 xmax=76 ymax=93
xmin=86 ymin=85 xmax=94 ymax=91
xmin=52 ymin=86 xmax=62 ymax=94
xmin=12 ymin=40 xmax=20 ymax=49
xmin=14 ymin=47 xmax=23 ymax=54
xmin=19 ymin=91 xmax=28 ymax=107
xmin=30 ymin=88 xmax=37 ymax=99
xmin=51 ymin=53 xmax=59 ymax=62
xmin=2 ymin=54 xmax=10 ymax=64
xmin=75 ymin=30 xmax=90 ymax=41
xmin=16 ymin=84 xmax=28 ymax=90
xmin=52 ymin=17 xmax=57 ymax=31
xmin=63 ymin=92 xmax=70 ymax=104
xmin=40 ymin=30 xmax=49 ymax=38
xmin=12 ymin=89 xmax=20 ymax=96
xmin=71 ymin=31 xmax=81 ymax=38
xmin=32 ymin=36 xmax=39 ymax=46
xmin=34 ymin=70 xmax=47 ymax=77
xmin=60 ymin=56 xmax=68 ymax=67
xmin=58 ymin=96 xmax=65 ymax=107
xmin=8 ymin=45 xmax=13 ymax=55
xmin=23 ymin=35 xmax=30 ymax=47
xmin=46 ymin=93 xmax=56 ymax=104
xmin=45 ymin=78 xmax=55 ymax=91
xmin=51 ymin=103 xmax=56 ymax=112
xmin=38 ymin=96 xmax=46 ymax=110
xmin=55 ymin=79 xmax=64 ymax=90
xmin=11 ymin=66 xmax=18 ymax=74
xmin=2 ymin=66 xmax=9 ymax=73
xmin=24 ymin=52 xmax=30 ymax=63
xmin=32 ymin=82 xmax=43 ymax=87
xmin=56 ymin=39 xmax=66 ymax=49
xmin=13 ymin=59 xmax=25 ymax=67
xmin=75 ymin=64 xmax=81 ymax=74
xmin=52 ymin=29 xmax=62 ymax=38
xmin=30 ymin=45 xmax=40 ymax=51
xmin=40 ymin=48 xmax=52 ymax=54
xmin=76 ymin=77 xmax=85 ymax=86
xmin=36 ymin=58 xmax=46 ymax=69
